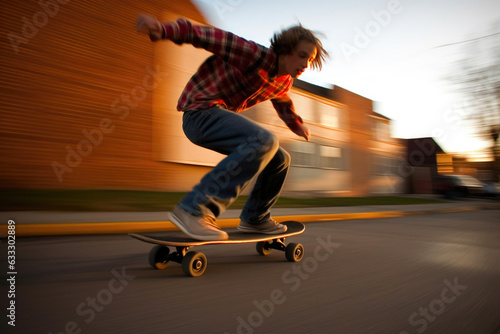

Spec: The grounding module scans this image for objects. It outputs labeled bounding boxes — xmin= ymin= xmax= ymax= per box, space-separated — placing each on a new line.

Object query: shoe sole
xmin=237 ymin=225 xmax=288 ymax=235
xmin=168 ymin=212 xmax=228 ymax=241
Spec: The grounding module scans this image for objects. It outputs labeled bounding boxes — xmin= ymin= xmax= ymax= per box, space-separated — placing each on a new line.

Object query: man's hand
xmin=136 ymin=14 xmax=164 ymax=41
xmin=296 ymin=124 xmax=310 ymax=141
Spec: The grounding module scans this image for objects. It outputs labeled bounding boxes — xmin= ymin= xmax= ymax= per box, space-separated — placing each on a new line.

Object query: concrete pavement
xmin=1 ymin=198 xmax=499 ymax=237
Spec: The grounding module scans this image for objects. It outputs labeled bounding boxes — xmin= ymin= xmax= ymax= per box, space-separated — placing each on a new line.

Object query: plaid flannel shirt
xmin=162 ymin=18 xmax=304 ymax=134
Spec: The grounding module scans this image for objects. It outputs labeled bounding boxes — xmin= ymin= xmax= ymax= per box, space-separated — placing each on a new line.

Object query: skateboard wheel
xmin=256 ymin=241 xmax=272 ymax=256
xmin=182 ymin=251 xmax=207 ymax=277
xmin=148 ymin=245 xmax=170 ymax=270
xmin=286 ymin=243 xmax=304 ymax=262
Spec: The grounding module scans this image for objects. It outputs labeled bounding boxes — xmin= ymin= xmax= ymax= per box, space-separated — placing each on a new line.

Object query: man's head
xmin=271 ymin=24 xmax=329 ymax=78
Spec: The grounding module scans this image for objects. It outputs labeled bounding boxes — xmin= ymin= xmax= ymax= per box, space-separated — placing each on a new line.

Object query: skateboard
xmin=129 ymin=221 xmax=305 ymax=277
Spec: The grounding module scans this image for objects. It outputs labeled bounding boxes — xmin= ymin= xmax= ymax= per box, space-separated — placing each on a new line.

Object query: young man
xmin=136 ymin=14 xmax=328 ymax=241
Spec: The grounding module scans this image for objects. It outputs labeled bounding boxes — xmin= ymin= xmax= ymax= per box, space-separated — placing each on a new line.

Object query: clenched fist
xmin=136 ymin=14 xmax=164 ymax=41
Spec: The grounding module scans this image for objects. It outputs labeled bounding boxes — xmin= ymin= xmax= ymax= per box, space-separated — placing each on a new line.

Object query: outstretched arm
xmin=136 ymin=14 xmax=263 ymax=72
xmin=271 ymin=96 xmax=310 ymax=141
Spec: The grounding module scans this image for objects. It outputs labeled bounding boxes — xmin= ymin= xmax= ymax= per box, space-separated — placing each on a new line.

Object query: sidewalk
xmin=1 ymin=199 xmax=499 ymax=237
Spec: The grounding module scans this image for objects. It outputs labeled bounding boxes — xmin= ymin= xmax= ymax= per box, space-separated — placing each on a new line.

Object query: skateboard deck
xmin=130 ymin=221 xmax=305 ymax=277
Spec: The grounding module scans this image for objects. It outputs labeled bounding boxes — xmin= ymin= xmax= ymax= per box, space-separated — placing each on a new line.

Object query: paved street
xmin=1 ymin=209 xmax=500 ymax=334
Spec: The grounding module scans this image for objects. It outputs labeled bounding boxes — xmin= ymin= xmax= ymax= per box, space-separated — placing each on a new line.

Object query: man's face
xmin=283 ymin=40 xmax=317 ymax=78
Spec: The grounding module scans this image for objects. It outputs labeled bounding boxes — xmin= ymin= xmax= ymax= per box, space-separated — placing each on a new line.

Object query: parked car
xmin=483 ymin=182 xmax=500 ymax=197
xmin=434 ymin=174 xmax=486 ymax=199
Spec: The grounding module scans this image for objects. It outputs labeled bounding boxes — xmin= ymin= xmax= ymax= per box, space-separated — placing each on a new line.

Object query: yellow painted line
xmin=6 ymin=221 xmax=178 ymax=237
xmin=274 ymin=211 xmax=406 ymax=223
xmin=0 ymin=211 xmax=408 ymax=237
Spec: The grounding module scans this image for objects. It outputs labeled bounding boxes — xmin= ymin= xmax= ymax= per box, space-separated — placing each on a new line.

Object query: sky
xmin=192 ymin=0 xmax=500 ymax=160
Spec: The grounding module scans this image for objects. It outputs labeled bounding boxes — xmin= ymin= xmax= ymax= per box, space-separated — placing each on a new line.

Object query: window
xmin=318 ymin=103 xmax=340 ymax=128
xmin=290 ymin=143 xmax=345 ymax=170
xmin=373 ymin=156 xmax=398 ymax=175
xmin=290 ymin=142 xmax=316 ymax=167
xmin=289 ymin=93 xmax=315 ymax=122
xmin=320 ymin=146 xmax=342 ymax=169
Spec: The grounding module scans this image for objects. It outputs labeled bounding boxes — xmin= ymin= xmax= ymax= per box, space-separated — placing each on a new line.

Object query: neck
xmin=277 ymin=55 xmax=287 ymax=77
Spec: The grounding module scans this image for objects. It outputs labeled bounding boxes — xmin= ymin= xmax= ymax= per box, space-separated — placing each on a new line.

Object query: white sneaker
xmin=237 ymin=218 xmax=287 ymax=234
xmin=169 ymin=205 xmax=228 ymax=241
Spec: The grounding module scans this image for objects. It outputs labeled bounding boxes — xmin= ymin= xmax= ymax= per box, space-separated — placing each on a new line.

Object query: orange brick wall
xmin=0 ymin=0 xmax=209 ymax=190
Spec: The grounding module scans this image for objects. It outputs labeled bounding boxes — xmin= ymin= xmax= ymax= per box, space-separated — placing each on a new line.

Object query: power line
xmin=430 ymin=31 xmax=500 ymax=50
xmin=387 ymin=31 xmax=500 ymax=68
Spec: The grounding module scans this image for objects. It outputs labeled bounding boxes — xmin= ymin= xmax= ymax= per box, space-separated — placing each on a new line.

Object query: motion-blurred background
xmin=1 ymin=0 xmax=499 ymax=206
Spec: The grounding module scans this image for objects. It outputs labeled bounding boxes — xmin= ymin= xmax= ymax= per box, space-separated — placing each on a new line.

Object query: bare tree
xmin=447 ymin=24 xmax=500 ymax=181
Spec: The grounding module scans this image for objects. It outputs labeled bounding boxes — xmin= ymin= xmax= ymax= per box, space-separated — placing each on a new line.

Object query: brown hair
xmin=270 ymin=24 xmax=329 ymax=71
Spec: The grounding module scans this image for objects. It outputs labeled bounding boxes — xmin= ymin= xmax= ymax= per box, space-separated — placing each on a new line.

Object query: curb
xmin=2 ymin=204 xmax=497 ymax=237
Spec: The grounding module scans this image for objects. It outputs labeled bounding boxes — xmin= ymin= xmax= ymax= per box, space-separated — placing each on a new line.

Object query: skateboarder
xmin=136 ymin=14 xmax=328 ymax=241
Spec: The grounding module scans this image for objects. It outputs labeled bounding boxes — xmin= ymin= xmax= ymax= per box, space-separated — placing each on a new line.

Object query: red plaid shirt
xmin=162 ymin=18 xmax=304 ymax=134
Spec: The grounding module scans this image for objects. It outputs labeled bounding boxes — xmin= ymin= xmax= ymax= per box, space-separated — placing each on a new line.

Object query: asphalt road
xmin=1 ymin=209 xmax=499 ymax=334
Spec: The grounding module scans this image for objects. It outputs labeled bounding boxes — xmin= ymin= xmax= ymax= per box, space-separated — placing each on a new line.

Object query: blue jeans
xmin=179 ymin=106 xmax=290 ymax=224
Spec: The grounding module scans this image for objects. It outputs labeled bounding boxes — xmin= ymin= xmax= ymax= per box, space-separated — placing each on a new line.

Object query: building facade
xmin=1 ymin=0 xmax=212 ymax=190
xmin=246 ymin=81 xmax=406 ymax=197
xmin=1 ymin=1 xmax=406 ymax=196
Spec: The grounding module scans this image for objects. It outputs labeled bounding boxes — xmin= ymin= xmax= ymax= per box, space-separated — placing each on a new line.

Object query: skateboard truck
xmin=256 ymin=238 xmax=304 ymax=261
